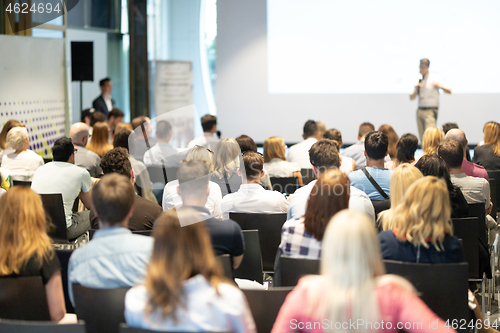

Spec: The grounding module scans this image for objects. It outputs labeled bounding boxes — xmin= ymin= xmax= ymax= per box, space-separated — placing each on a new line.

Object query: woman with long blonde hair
xmin=125 ymin=208 xmax=256 ymax=332
xmin=473 ymin=121 xmax=500 ymax=170
xmin=210 ymin=138 xmax=243 ymax=196
xmin=0 ymin=187 xmax=66 ymax=321
xmin=85 ymin=121 xmax=113 ymax=157
xmin=272 ymin=210 xmax=450 ymax=333
xmin=422 ymin=127 xmax=444 ymax=155
xmin=263 ymin=136 xmax=303 ymax=185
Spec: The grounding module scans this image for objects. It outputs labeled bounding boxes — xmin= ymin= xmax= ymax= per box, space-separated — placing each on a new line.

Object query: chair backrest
xmin=242 ymin=287 xmax=294 ymax=333
xmin=217 ymin=254 xmax=234 ymax=280
xmin=119 ymin=324 xmax=230 ymax=333
xmin=371 ymin=199 xmax=391 ymax=219
xmin=132 ymin=230 xmax=153 ymax=237
xmin=300 ymin=168 xmax=315 ymax=185
xmin=276 ymin=256 xmax=320 ymax=287
xmin=233 ymin=230 xmax=264 ymax=283
xmin=489 ymin=178 xmax=497 ymax=219
xmin=229 ymin=213 xmax=287 ymax=272
xmin=73 ymin=284 xmax=130 ymax=333
xmin=146 ymin=166 xmax=178 ymax=184
xmin=12 ymin=180 xmax=31 ymax=187
xmin=452 ymin=217 xmax=480 ymax=278
xmin=0 ymin=276 xmax=50 ymax=321
xmin=467 ymin=202 xmax=487 ymax=245
xmin=269 ymin=177 xmax=299 ymax=194
xmin=384 ymin=260 xmax=469 ymax=328
xmin=55 ymin=249 xmax=75 ymax=314
xmin=40 ymin=193 xmax=69 ymax=243
xmin=0 ymin=319 xmax=86 ymax=333
xmin=487 ymin=169 xmax=500 ymax=213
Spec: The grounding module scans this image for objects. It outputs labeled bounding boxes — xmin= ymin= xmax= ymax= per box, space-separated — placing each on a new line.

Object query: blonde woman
xmin=210 ymin=138 xmax=243 ymax=197
xmin=0 ymin=187 xmax=66 ymax=322
xmin=422 ymin=127 xmax=444 ymax=155
xmin=125 ymin=209 xmax=256 ymax=333
xmin=473 ymin=121 xmax=500 ymax=170
xmin=263 ymin=136 xmax=302 ymax=185
xmin=379 ymin=176 xmax=464 ymax=263
xmin=162 ymin=145 xmax=222 ymax=217
xmin=379 ymin=164 xmax=423 ymax=230
xmin=272 ymin=210 xmax=452 ymax=333
xmin=85 ymin=121 xmax=113 ymax=157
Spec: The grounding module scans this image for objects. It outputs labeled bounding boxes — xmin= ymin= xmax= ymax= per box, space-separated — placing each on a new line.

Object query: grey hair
xmin=6 ymin=127 xmax=28 ymax=150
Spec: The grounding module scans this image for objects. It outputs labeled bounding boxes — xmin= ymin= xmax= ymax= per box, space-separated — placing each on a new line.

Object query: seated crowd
xmin=0 ymin=113 xmax=499 ymax=332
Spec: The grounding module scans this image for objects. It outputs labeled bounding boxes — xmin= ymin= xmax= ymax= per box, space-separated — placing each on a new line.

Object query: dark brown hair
xmin=236 ymin=135 xmax=257 ymax=153
xmin=243 ymin=152 xmax=263 ymax=180
xmin=309 ymin=139 xmax=340 ymax=172
xmin=438 ymin=139 xmax=463 ymax=169
xmin=323 ymin=128 xmax=342 ymax=143
xmin=358 ymin=122 xmax=375 ymax=138
xmin=201 ymin=114 xmax=217 ymax=132
xmin=100 ymin=147 xmax=132 ymax=179
xmin=92 ymin=173 xmax=135 ymax=225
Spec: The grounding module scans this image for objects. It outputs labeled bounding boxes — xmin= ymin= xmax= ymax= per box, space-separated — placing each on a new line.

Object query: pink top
xmin=462 ymin=160 xmax=489 ymax=182
xmin=271 ymin=276 xmax=455 ymax=333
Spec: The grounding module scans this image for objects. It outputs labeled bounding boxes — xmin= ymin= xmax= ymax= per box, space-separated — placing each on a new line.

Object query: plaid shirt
xmin=279 ymin=217 xmax=322 ymax=260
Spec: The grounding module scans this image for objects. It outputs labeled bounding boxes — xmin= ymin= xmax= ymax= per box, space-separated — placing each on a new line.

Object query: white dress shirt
xmin=187 ymin=134 xmax=220 ymax=150
xmin=221 ymin=183 xmax=289 ymax=219
xmin=162 ymin=179 xmax=223 ymax=218
xmin=104 ymin=95 xmax=113 ymax=112
xmin=416 ymin=72 xmax=448 ymax=108
xmin=143 ymin=142 xmax=181 ymax=167
xmin=287 ymin=138 xmax=317 ymax=169
xmin=263 ymin=158 xmax=300 ymax=178
xmin=1 ymin=149 xmax=44 ymax=181
xmin=287 ymin=180 xmax=375 ymax=222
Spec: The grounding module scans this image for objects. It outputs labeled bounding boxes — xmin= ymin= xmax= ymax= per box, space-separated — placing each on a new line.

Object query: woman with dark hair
xmin=415 ymin=154 xmax=468 ymax=218
xmin=396 ymin=133 xmax=419 ymax=166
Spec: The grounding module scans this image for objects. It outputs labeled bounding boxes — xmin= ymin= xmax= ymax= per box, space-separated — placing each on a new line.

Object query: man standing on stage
xmin=410 ymin=58 xmax=451 ymax=142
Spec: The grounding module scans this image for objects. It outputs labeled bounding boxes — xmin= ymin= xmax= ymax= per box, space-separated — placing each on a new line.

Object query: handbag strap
xmin=361 ymin=168 xmax=389 ymax=200
xmin=223 ymin=172 xmax=232 ymax=194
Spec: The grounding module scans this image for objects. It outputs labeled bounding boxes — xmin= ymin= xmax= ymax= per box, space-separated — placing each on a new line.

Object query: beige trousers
xmin=417 ymin=108 xmax=438 ymax=142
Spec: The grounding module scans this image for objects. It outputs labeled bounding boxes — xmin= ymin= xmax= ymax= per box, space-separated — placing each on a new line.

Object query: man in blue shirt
xmin=68 ymin=173 xmax=153 ymax=306
xmin=348 ymin=131 xmax=392 ymax=201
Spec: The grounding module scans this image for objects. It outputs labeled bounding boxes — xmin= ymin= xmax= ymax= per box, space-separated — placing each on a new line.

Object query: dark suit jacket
xmin=92 ymin=95 xmax=115 ymax=117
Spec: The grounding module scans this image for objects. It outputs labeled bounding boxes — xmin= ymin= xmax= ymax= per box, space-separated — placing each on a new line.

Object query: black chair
xmin=233 ymin=230 xmax=264 ymax=283
xmin=300 ymin=168 xmax=315 ymax=185
xmin=40 ymin=193 xmax=72 ymax=244
xmin=73 ymin=284 xmax=130 ymax=333
xmin=119 ymin=324 xmax=230 ymax=333
xmin=487 ymin=170 xmax=500 ymax=212
xmin=217 ymin=254 xmax=234 ymax=280
xmin=0 ymin=276 xmax=50 ymax=321
xmin=467 ymin=203 xmax=487 ymax=245
xmin=11 ymin=180 xmax=31 ymax=187
xmin=269 ymin=177 xmax=299 ymax=194
xmin=275 ymin=256 xmax=320 ymax=287
xmin=242 ymin=287 xmax=294 ymax=333
xmin=0 ymin=319 xmax=86 ymax=333
xmin=384 ymin=261 xmax=469 ymax=330
xmin=489 ymin=178 xmax=497 ymax=219
xmin=229 ymin=213 xmax=287 ymax=272
xmin=54 ymin=249 xmax=75 ymax=313
xmin=145 ymin=166 xmax=179 ymax=185
xmin=452 ymin=217 xmax=480 ymax=279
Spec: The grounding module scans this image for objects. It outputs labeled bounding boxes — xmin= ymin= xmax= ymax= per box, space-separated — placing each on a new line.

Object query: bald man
xmin=445 ymin=129 xmax=489 ymax=182
xmin=70 ymin=122 xmax=103 ymax=178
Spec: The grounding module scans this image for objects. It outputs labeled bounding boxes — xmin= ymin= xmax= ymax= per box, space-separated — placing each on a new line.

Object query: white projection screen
xmin=216 ymin=0 xmax=500 ymax=144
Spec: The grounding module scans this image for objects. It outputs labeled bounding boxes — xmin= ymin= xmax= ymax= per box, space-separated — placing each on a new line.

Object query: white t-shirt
xmin=31 ymin=162 xmax=92 ymax=227
xmin=287 ymin=138 xmax=317 ymax=169
xmin=263 ymin=158 xmax=300 ymax=178
xmin=416 ymin=72 xmax=448 ymax=108
xmin=1 ymin=150 xmax=44 ymax=181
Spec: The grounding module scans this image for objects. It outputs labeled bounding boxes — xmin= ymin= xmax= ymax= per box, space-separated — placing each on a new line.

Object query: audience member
xmin=210 ymin=138 xmax=243 ymax=197
xmin=143 ymin=120 xmax=180 ymax=166
xmin=1 ymin=126 xmax=44 ymax=181
xmin=442 ymin=122 xmax=458 ymax=134
xmin=272 ymin=210 xmax=450 ymax=333
xmin=92 ymin=78 xmax=114 ymax=117
xmin=445 ymin=129 xmax=489 ymax=181
xmin=263 ymin=136 xmax=302 ymax=184
xmin=80 ymin=108 xmax=94 ymax=126
xmin=125 ymin=209 xmax=256 ymax=333
xmin=316 ymin=121 xmax=326 ymax=137
xmin=0 ymin=119 xmax=24 ymax=160
xmin=31 ymin=138 xmax=92 ymax=240
xmin=287 ymin=139 xmax=375 ymax=222
xmin=323 ymin=128 xmax=356 ymax=174
xmin=69 ymin=122 xmax=103 ymax=178
xmin=379 ymin=124 xmax=399 ymax=169
xmin=279 ymin=169 xmax=349 ymax=260
xmin=89 ymin=111 xmax=106 ymax=127
xmin=395 ymin=133 xmax=418 ymax=166
xmin=379 ymin=176 xmax=465 ymax=263
xmin=187 ymin=114 xmax=220 ymax=150
xmin=379 ymin=164 xmax=423 ymax=230
xmin=0 ymin=187 xmax=66 ymax=322
xmin=115 ymin=122 xmax=133 ymax=133
xmin=342 ymin=122 xmax=375 ymax=169
xmin=422 ymin=126 xmax=444 ymax=155
xmin=222 ymin=151 xmax=288 ymax=219
xmin=163 ymin=146 xmax=222 ymax=217
xmin=85 ymin=121 xmax=113 ymax=157
xmin=177 ymin=160 xmax=244 ymax=268
xmin=287 ymin=120 xmax=322 ymax=169
xmin=415 ymin=154 xmax=469 ymax=218
xmin=108 ymin=108 xmax=124 ymax=133
xmin=235 ymin=134 xmax=272 ymax=190
xmin=348 ymin=131 xmax=392 ymax=201
xmin=474 ymin=121 xmax=500 ymax=170
xmin=90 ymin=148 xmax=162 ymax=230
xmin=130 ymin=116 xmax=156 ymax=162
xmin=68 ymin=173 xmax=153 ymax=305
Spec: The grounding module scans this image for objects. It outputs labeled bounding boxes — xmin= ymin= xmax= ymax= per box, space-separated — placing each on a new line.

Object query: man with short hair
xmin=68 ymin=173 xmax=153 ymax=305
xmin=108 ymin=108 xmax=124 ymax=133
xmin=31 ymin=138 xmax=93 ymax=240
xmin=221 ymin=152 xmax=288 ymax=219
xmin=287 ymin=120 xmax=322 ymax=169
xmin=287 ymin=139 xmax=375 ymax=222
xmin=342 ymin=122 xmax=375 ymax=169
xmin=90 ymin=147 xmax=162 ymax=230
xmin=69 ymin=122 xmax=103 ymax=178
xmin=445 ymin=129 xmax=489 ymax=182
xmin=176 ymin=160 xmax=245 ymax=269
xmin=323 ymin=128 xmax=356 ymax=173
xmin=130 ymin=116 xmax=156 ymax=162
xmin=92 ymin=77 xmax=115 ymax=117
xmin=348 ymin=131 xmax=392 ymax=201
xmin=187 ymin=114 xmax=220 ymax=150
xmin=442 ymin=122 xmax=459 ymax=135
xmin=143 ymin=120 xmax=180 ymax=167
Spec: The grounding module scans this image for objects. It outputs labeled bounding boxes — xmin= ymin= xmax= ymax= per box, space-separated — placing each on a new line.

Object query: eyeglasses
xmin=193 ymin=145 xmax=213 ymax=154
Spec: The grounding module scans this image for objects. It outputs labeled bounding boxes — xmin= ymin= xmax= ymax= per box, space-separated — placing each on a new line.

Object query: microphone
xmin=417 ymin=78 xmax=422 ymax=95
xmin=216 ymin=131 xmax=221 ymax=139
